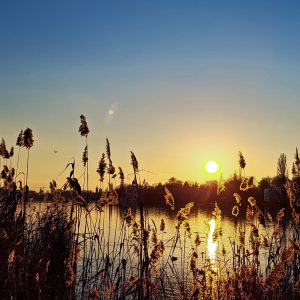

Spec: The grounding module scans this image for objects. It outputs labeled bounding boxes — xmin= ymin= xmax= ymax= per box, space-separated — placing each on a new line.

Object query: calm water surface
xmin=28 ymin=201 xmax=286 ymax=298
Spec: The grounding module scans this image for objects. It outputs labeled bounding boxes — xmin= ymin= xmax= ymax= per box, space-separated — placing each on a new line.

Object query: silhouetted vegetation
xmin=1 ymin=118 xmax=300 ymax=299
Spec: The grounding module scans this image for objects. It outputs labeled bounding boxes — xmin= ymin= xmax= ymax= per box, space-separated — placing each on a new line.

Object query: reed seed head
xmin=9 ymin=147 xmax=14 ymax=158
xmin=16 ymin=130 xmax=24 ymax=146
xmin=118 ymin=167 xmax=124 ymax=185
xmin=239 ymin=151 xmax=246 ymax=169
xmin=164 ymin=187 xmax=175 ymax=210
xmin=130 ymin=151 xmax=139 ymax=173
xmin=97 ymin=153 xmax=106 ymax=182
xmin=82 ymin=146 xmax=88 ymax=167
xmin=0 ymin=138 xmax=6 ymax=158
xmin=79 ymin=114 xmax=89 ymax=137
xmin=23 ymin=128 xmax=34 ymax=149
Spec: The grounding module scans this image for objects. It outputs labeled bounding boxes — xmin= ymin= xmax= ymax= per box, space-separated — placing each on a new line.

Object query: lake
xmin=26 ymin=200 xmax=289 ymax=299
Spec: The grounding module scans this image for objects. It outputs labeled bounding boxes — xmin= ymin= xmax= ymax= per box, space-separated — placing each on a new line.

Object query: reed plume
xmin=16 ymin=130 xmax=24 ymax=146
xmin=164 ymin=187 xmax=175 ymax=210
xmin=106 ymin=139 xmax=115 ymax=175
xmin=3 ymin=149 xmax=10 ymax=159
xmin=49 ymin=180 xmax=57 ymax=193
xmin=23 ymin=128 xmax=34 ymax=149
xmin=15 ymin=130 xmax=24 ymax=179
xmin=295 ymin=148 xmax=300 ymax=167
xmin=160 ymin=219 xmax=165 ymax=232
xmin=97 ymin=153 xmax=106 ymax=183
xmin=239 ymin=151 xmax=246 ymax=170
xmin=130 ymin=151 xmax=139 ymax=173
xmin=82 ymin=146 xmax=88 ymax=167
xmin=118 ymin=167 xmax=124 ymax=186
xmin=0 ymin=138 xmax=7 ymax=158
xmin=106 ymin=138 xmax=111 ymax=161
xmin=78 ymin=114 xmax=89 ymax=137
xmin=177 ymin=202 xmax=194 ymax=226
xmin=9 ymin=147 xmax=14 ymax=158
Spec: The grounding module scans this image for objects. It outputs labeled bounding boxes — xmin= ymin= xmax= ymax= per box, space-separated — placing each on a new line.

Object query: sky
xmin=1 ymin=1 xmax=300 ymax=191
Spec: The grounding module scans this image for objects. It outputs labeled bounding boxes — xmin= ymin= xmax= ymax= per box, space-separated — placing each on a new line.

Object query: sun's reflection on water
xmin=207 ymin=219 xmax=217 ymax=264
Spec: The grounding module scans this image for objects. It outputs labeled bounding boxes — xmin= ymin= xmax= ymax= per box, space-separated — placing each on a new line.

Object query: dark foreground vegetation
xmin=1 ymin=116 xmax=300 ymax=299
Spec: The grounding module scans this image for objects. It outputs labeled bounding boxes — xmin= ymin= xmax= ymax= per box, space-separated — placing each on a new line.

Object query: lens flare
xmin=108 ymin=109 xmax=114 ymax=116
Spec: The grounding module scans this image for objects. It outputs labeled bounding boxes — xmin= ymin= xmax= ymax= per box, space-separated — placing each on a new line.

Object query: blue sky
xmin=1 ymin=1 xmax=300 ymax=189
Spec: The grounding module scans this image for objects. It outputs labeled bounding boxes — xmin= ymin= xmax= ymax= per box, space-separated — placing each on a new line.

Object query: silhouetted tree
xmin=272 ymin=153 xmax=289 ymax=205
xmin=277 ymin=153 xmax=287 ymax=181
xmin=168 ymin=177 xmax=183 ymax=186
xmin=258 ymin=177 xmax=272 ymax=191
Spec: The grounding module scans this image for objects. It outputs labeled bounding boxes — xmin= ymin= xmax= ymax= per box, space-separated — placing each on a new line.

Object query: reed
xmin=0 ymin=122 xmax=300 ymax=299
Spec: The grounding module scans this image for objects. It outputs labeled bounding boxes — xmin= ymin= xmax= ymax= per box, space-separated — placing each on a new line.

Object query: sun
xmin=205 ymin=161 xmax=219 ymax=174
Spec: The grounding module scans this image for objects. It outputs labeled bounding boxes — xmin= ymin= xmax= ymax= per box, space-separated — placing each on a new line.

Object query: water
xmin=27 ymin=201 xmax=288 ymax=298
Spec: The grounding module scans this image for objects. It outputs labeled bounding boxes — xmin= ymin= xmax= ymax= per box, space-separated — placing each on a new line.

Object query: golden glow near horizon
xmin=1 ymin=1 xmax=299 ymax=192
xmin=207 ymin=219 xmax=217 ymax=264
xmin=205 ymin=161 xmax=219 ymax=174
